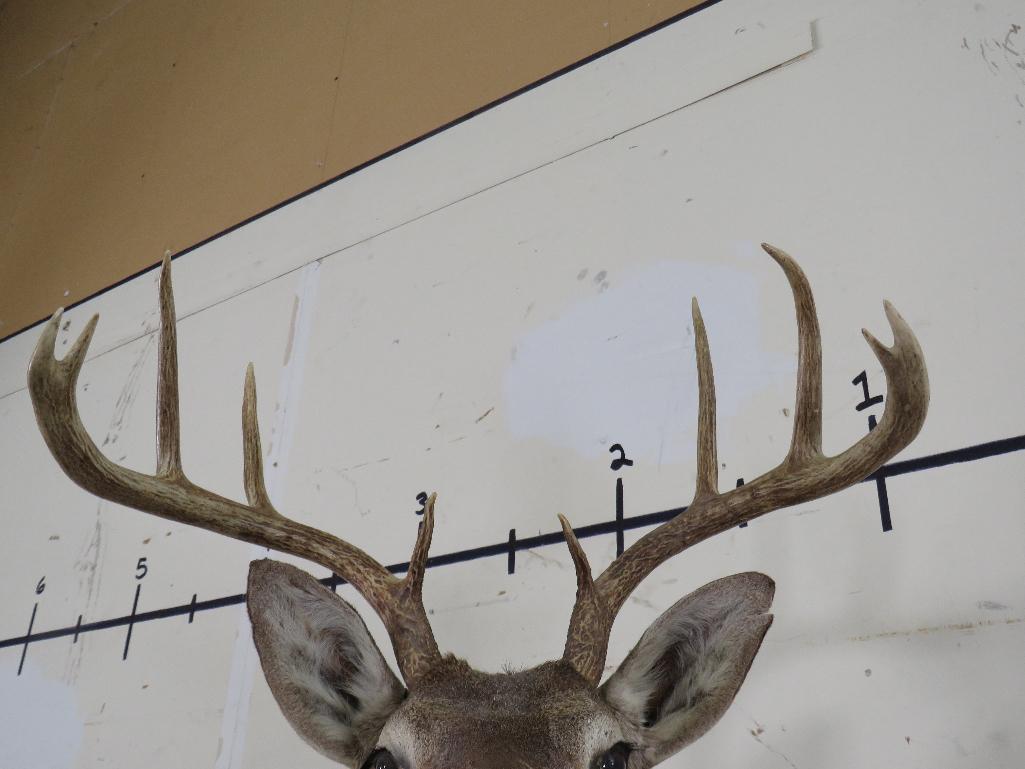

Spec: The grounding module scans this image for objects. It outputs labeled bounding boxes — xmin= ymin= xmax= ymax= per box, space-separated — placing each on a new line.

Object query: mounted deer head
xmin=28 ymin=244 xmax=928 ymax=768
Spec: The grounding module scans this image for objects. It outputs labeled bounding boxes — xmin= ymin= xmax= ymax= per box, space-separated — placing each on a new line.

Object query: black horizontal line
xmin=873 ymin=434 xmax=1025 ymax=478
xmin=2 ymin=432 xmax=1022 ymax=653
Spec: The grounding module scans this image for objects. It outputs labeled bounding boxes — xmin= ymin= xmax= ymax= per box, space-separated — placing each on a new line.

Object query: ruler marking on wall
xmin=866 ymin=415 xmax=894 ymax=532
xmin=615 ymin=478 xmax=626 ymax=557
xmin=857 ymin=373 xmax=892 ymax=532
xmin=121 ymin=583 xmax=142 ymax=661
xmin=507 ymin=529 xmax=517 ymax=575
xmin=15 ymin=603 xmax=37 ymax=675
xmin=3 ymin=432 xmax=1024 ymax=661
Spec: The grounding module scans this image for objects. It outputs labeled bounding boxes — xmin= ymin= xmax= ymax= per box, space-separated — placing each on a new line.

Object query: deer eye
xmin=594 ymin=742 xmax=631 ymax=769
xmin=361 ymin=748 xmax=399 ymax=769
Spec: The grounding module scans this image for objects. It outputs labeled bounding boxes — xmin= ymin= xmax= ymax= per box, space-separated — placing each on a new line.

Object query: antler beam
xmin=561 ymin=244 xmax=929 ymax=684
xmin=28 ymin=257 xmax=441 ymax=683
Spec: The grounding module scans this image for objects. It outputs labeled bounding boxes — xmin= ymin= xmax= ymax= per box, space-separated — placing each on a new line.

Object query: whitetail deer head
xmin=28 ymin=245 xmax=928 ymax=768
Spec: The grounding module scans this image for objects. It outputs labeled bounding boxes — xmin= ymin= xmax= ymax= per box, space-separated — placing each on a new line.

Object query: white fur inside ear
xmin=248 ymin=560 xmax=405 ymax=765
xmin=602 ymin=572 xmax=773 ymax=753
xmin=269 ymin=580 xmax=395 ymax=727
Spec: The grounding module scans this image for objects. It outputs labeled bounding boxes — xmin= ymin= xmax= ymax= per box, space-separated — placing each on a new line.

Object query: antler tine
xmin=691 ymin=297 xmax=718 ymax=500
xmin=29 ymin=309 xmax=107 ymax=486
xmin=763 ymin=244 xmax=823 ymax=464
xmin=242 ymin=363 xmax=275 ymax=511
xmin=156 ymin=256 xmax=183 ymax=479
xmin=558 ymin=514 xmax=612 ymax=684
xmin=28 ymin=259 xmax=441 ymax=684
xmin=840 ymin=299 xmax=928 ymax=473
xmin=562 ymin=245 xmax=929 ymax=684
xmin=404 ymin=493 xmax=437 ymax=597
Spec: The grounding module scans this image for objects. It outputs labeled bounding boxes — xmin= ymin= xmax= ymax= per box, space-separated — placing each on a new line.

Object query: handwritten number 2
xmin=608 ymin=444 xmax=634 ymax=471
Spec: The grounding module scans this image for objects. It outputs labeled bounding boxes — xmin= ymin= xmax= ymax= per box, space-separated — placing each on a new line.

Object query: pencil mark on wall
xmin=748 ymin=718 xmax=798 ymax=769
xmin=849 ymin=616 xmax=1024 ymax=642
xmin=977 ymin=600 xmax=1010 ymax=611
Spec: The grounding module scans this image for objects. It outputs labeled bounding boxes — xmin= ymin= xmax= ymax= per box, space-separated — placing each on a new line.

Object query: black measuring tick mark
xmin=854 ymin=372 xmax=892 ymax=532
xmin=122 ymin=583 xmax=142 ymax=661
xmin=867 ymin=415 xmax=893 ymax=532
xmin=615 ymin=478 xmax=625 ymax=557
xmin=610 ymin=443 xmax=632 ymax=557
xmin=123 ymin=557 xmax=148 ymax=660
xmin=188 ymin=594 xmax=197 ymax=624
xmin=507 ymin=529 xmax=517 ymax=575
xmin=18 ymin=576 xmax=45 ymax=675
xmin=17 ymin=603 xmax=38 ymax=676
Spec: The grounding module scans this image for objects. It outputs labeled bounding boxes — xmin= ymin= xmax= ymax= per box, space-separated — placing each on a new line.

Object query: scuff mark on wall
xmin=748 ymin=718 xmax=798 ymax=769
xmin=964 ymin=22 xmax=1025 ymax=119
xmin=427 ymin=594 xmax=513 ymax=616
xmin=977 ymin=600 xmax=1010 ymax=610
xmin=99 ymin=334 xmax=155 ymax=449
xmin=849 ymin=617 xmax=1023 ymax=642
xmin=215 ymin=261 xmax=321 ymax=769
xmin=62 ymin=512 xmax=106 ymax=686
xmin=281 ymin=295 xmax=300 ymax=366
xmin=63 ymin=335 xmax=153 ymax=685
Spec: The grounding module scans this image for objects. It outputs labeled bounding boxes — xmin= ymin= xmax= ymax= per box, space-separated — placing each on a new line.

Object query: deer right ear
xmin=600 ymin=572 xmax=774 ymax=765
xmin=247 ymin=559 xmax=405 ymax=767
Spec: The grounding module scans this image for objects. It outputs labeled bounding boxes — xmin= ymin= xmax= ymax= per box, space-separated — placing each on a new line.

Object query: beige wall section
xmin=0 ymin=0 xmax=708 ymax=339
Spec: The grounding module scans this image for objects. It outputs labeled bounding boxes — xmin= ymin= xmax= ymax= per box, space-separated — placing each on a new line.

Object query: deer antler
xmin=561 ymin=244 xmax=929 ymax=684
xmin=28 ymin=257 xmax=441 ymax=683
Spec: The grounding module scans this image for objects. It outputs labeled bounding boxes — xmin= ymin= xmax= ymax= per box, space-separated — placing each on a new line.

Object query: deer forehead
xmin=380 ymin=660 xmax=629 ymax=767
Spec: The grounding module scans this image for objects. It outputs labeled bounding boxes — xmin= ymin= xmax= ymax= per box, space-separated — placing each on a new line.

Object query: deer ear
xmin=247 ymin=559 xmax=405 ymax=767
xmin=600 ymin=572 xmax=774 ymax=763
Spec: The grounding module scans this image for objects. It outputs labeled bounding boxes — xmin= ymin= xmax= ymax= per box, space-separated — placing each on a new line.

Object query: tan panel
xmin=0 ymin=0 xmax=353 ymax=334
xmin=0 ymin=0 xmax=708 ymax=339
xmin=609 ymin=0 xmax=713 ymax=39
xmin=0 ymin=0 xmax=125 ymax=77
xmin=328 ymin=0 xmax=609 ymax=170
xmin=0 ymin=51 xmax=68 ymax=247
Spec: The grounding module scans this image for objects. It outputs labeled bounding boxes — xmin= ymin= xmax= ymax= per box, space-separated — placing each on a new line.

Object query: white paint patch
xmin=215 ymin=262 xmax=321 ymax=769
xmin=503 ymin=258 xmax=795 ymax=464
xmin=0 ymin=662 xmax=82 ymax=768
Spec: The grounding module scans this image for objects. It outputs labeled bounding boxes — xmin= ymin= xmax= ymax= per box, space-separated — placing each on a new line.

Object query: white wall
xmin=1 ymin=1 xmax=1023 ymax=767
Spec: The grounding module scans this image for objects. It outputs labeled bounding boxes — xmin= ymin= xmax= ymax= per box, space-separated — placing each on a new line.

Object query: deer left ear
xmin=247 ymin=559 xmax=406 ymax=766
xmin=600 ymin=572 xmax=774 ymax=764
